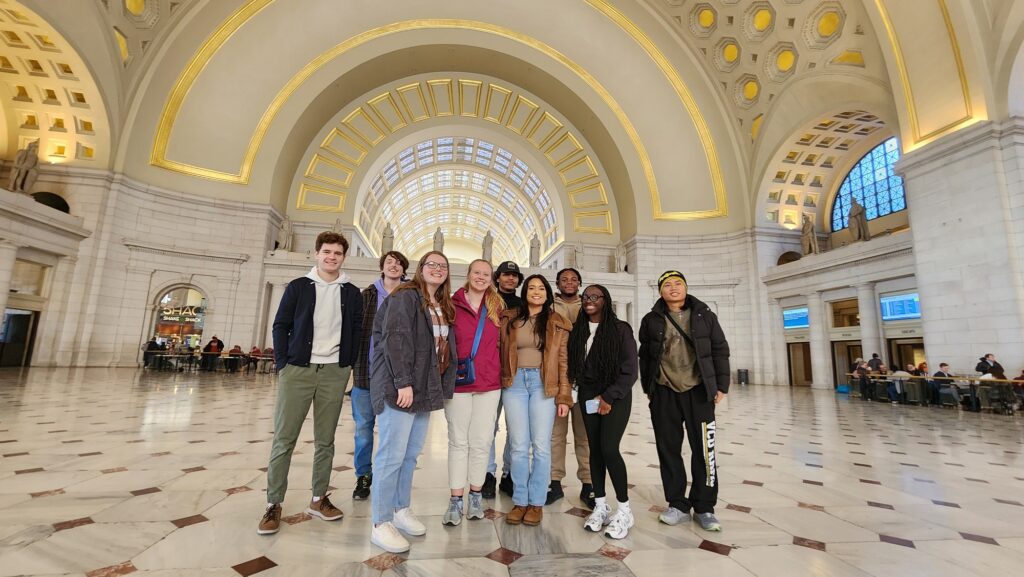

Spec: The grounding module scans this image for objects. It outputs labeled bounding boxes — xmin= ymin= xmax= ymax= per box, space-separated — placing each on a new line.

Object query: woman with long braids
xmin=499 ymin=274 xmax=572 ymax=527
xmin=570 ymin=284 xmax=638 ymax=539
xmin=368 ymin=251 xmax=457 ymax=553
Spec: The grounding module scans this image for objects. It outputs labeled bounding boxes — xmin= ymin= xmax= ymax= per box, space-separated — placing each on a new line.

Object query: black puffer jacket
xmin=638 ymin=295 xmax=730 ymax=398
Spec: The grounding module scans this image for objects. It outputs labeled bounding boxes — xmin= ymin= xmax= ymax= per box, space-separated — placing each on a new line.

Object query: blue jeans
xmin=487 ymin=397 xmax=512 ymax=477
xmin=351 ymin=387 xmax=375 ymax=477
xmin=371 ymin=405 xmax=430 ymax=525
xmin=502 ymin=368 xmax=556 ymax=506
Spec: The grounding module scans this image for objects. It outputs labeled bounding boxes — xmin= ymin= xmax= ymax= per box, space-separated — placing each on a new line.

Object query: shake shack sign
xmin=160 ymin=306 xmax=203 ymax=323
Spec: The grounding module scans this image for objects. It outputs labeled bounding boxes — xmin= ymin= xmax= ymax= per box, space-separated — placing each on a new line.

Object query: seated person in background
xmin=249 ymin=346 xmax=263 ymax=370
xmin=856 ymin=361 xmax=872 ymax=401
xmin=930 ymin=363 xmax=954 ymax=406
xmin=227 ymin=345 xmax=245 ymax=372
xmin=888 ymin=367 xmax=912 ymax=404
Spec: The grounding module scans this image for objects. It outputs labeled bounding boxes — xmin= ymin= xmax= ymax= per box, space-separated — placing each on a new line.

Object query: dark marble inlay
xmin=598 ymin=543 xmax=632 ymax=561
xmin=994 ymin=498 xmax=1022 ymax=507
xmin=742 ymin=480 xmax=763 ymax=487
xmin=960 ymin=532 xmax=999 ymax=545
xmin=225 ymin=486 xmax=253 ymax=495
xmin=130 ymin=487 xmax=161 ymax=496
xmin=3 ymin=451 xmax=29 ymax=457
xmin=232 ymin=556 xmax=277 ymax=576
xmin=54 ymin=517 xmax=95 ymax=531
xmin=860 ymin=479 xmax=882 ymax=485
xmin=182 ymin=466 xmax=206 ymax=473
xmin=932 ymin=500 xmax=960 ymax=508
xmin=793 ymin=536 xmax=826 ymax=551
xmin=726 ymin=503 xmax=752 ymax=513
xmin=171 ymin=514 xmax=209 ymax=528
xmin=867 ymin=501 xmax=894 ymax=510
xmin=85 ymin=561 xmax=137 ymax=577
xmin=31 ymin=489 xmax=65 ymax=498
xmin=880 ymin=535 xmax=915 ymax=548
xmin=15 ymin=467 xmax=44 ymax=474
xmin=803 ymin=480 xmax=823 ymax=486
xmin=564 ymin=507 xmax=590 ymax=519
xmin=281 ymin=512 xmax=311 ymax=525
xmin=798 ymin=502 xmax=825 ymax=512
xmin=698 ymin=540 xmax=732 ymax=556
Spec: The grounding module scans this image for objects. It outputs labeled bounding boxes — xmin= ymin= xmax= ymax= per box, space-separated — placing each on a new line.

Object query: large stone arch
xmin=118 ymin=0 xmax=748 ymax=235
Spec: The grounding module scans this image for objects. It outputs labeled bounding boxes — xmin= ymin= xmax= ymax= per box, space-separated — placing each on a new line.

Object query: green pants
xmin=266 ymin=363 xmax=349 ymax=504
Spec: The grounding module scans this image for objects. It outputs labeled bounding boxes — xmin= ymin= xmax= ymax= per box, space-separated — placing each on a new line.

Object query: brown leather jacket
xmin=499 ymin=309 xmax=573 ymax=407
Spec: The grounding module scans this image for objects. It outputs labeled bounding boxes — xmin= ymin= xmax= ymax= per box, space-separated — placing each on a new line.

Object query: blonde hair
xmin=464 ymin=259 xmax=505 ymax=325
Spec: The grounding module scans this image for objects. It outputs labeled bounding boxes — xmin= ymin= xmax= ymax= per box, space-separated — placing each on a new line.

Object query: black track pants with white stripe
xmin=649 ymin=384 xmax=719 ymax=514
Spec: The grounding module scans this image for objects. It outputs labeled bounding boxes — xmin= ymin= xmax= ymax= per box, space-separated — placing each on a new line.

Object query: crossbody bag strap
xmin=664 ymin=311 xmax=695 ymax=347
xmin=470 ymin=304 xmax=487 ymax=360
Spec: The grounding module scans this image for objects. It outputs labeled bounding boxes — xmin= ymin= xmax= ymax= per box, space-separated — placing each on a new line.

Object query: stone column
xmin=856 ymin=282 xmax=883 ymax=363
xmin=768 ymin=298 xmax=789 ymax=385
xmin=898 ymin=120 xmax=1024 ymax=371
xmin=806 ymin=291 xmax=832 ymax=389
xmin=0 ymin=241 xmax=19 ymax=316
xmin=264 ymin=282 xmax=285 ymax=347
xmin=34 ymin=256 xmax=77 ymax=366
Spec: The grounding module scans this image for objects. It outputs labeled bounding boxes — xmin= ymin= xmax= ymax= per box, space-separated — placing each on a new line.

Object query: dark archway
xmin=777 ymin=251 xmax=801 ymax=265
xmin=31 ymin=192 xmax=70 ymax=214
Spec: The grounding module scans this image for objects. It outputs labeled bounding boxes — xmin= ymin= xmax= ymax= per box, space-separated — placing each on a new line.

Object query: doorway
xmin=0 ymin=309 xmax=38 ymax=367
xmin=787 ymin=342 xmax=812 ymax=386
xmin=832 ymin=341 xmax=862 ymax=389
xmin=888 ymin=338 xmax=925 ymax=372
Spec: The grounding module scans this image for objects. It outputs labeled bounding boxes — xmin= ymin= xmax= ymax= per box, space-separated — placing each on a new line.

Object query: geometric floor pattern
xmin=0 ymin=368 xmax=1022 ymax=576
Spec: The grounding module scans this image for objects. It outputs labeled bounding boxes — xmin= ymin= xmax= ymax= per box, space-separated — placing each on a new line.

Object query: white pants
xmin=444 ymin=389 xmax=501 ymax=491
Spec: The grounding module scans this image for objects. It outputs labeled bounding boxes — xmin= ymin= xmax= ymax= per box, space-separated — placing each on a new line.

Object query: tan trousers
xmin=550 ymin=401 xmax=591 ymax=483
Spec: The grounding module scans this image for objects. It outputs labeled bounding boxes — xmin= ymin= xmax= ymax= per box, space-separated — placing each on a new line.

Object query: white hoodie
xmin=306 ymin=266 xmax=349 ymax=364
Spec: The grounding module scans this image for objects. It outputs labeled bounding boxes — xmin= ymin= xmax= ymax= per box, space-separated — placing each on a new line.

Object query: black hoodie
xmin=638 ymin=294 xmax=731 ymax=398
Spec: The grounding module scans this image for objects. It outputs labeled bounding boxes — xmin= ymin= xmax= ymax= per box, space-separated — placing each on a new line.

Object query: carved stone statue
xmin=331 ymin=218 xmax=343 ymax=234
xmin=614 ymin=242 xmax=627 ymax=272
xmin=433 ymin=227 xmax=444 ymax=252
xmin=573 ymin=240 xmax=585 ymax=270
xmin=848 ymin=197 xmax=871 ymax=242
xmin=381 ymin=222 xmax=394 ymax=255
xmin=529 ymin=233 xmax=540 ymax=267
xmin=482 ymin=230 xmax=494 ymax=262
xmin=276 ymin=215 xmax=293 ymax=252
xmin=801 ymin=214 xmax=819 ymax=256
xmin=8 ymin=140 xmax=39 ymax=193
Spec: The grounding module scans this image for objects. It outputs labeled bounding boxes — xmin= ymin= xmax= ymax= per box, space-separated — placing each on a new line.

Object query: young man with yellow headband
xmin=638 ymin=270 xmax=730 ymax=532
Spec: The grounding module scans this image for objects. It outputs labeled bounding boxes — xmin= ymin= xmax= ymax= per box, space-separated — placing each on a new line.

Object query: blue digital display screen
xmin=783 ymin=307 xmax=809 ymax=329
xmin=880 ymin=293 xmax=921 ymax=321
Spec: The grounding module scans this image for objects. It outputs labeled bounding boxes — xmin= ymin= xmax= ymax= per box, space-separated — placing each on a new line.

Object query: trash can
xmin=737 ymin=369 xmax=749 ymax=385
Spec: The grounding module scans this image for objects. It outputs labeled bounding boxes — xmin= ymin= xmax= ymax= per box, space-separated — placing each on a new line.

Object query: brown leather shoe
xmin=506 ymin=505 xmax=527 ymax=525
xmin=523 ymin=505 xmax=543 ymax=526
xmin=257 ymin=503 xmax=282 ymax=535
xmin=307 ymin=493 xmax=344 ymax=521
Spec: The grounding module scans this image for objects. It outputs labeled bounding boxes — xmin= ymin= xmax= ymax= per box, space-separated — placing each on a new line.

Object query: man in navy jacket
xmin=258 ymin=231 xmax=362 ymax=535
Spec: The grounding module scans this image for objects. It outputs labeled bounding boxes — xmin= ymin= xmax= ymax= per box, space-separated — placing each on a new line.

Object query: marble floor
xmin=0 ymin=368 xmax=1022 ymax=577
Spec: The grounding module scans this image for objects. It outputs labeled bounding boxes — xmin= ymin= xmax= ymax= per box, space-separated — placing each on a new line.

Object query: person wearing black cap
xmin=484 ymin=260 xmax=524 ymax=498
xmin=639 ymin=270 xmax=729 ymax=533
xmin=494 ymin=261 xmax=524 ymax=311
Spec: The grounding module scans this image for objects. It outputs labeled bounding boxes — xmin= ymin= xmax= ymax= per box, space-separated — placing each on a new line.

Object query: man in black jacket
xmin=258 ymin=231 xmax=362 ymax=535
xmin=639 ymin=270 xmax=729 ymax=533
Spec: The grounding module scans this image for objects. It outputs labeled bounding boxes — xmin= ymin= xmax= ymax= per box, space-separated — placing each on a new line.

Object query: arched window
xmin=830 ymin=137 xmax=906 ymax=232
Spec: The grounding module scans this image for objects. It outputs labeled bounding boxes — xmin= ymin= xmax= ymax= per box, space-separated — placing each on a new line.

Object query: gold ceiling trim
xmin=874 ymin=0 xmax=973 ymax=148
xmin=151 ymin=1 xmax=727 ymax=220
xmin=583 ymin=0 xmax=726 ymax=219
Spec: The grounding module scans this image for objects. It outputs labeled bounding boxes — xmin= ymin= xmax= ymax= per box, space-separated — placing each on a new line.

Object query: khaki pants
xmin=550 ymin=401 xmax=591 ymax=483
xmin=266 ymin=363 xmax=349 ymax=504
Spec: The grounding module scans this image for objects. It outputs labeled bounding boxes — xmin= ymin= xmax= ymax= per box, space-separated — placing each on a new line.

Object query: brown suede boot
xmin=506 ymin=505 xmax=527 ymax=525
xmin=523 ymin=505 xmax=543 ymax=526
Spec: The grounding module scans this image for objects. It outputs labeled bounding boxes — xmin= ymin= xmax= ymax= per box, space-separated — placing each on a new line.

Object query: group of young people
xmin=256 ymin=231 xmax=731 ymax=554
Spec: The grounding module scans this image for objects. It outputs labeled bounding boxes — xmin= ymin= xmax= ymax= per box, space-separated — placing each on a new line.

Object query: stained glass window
xmin=830 ymin=137 xmax=906 ymax=232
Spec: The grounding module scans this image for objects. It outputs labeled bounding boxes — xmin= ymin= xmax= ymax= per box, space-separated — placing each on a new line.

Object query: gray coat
xmin=369 ymin=289 xmax=457 ymax=415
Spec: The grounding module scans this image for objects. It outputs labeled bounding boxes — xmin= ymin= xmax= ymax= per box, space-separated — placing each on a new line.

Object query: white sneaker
xmin=583 ymin=502 xmax=611 ymax=532
xmin=371 ymin=522 xmax=410 ymax=553
xmin=393 ymin=507 xmax=426 ymax=536
xmin=604 ymin=508 xmax=635 ymax=539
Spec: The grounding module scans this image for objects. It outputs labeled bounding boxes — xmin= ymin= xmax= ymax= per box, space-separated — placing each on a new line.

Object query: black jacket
xmin=638 ymin=295 xmax=730 ymax=398
xmin=369 ymin=289 xmax=457 ymax=415
xmin=975 ymin=360 xmax=1003 ymax=375
xmin=576 ymin=320 xmax=638 ymax=405
xmin=352 ymin=283 xmax=380 ymax=389
xmin=272 ymin=275 xmax=362 ymax=370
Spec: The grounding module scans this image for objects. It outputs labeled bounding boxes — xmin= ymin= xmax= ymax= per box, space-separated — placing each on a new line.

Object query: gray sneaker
xmin=442 ymin=498 xmax=464 ymax=526
xmin=658 ymin=506 xmax=690 ymax=526
xmin=466 ymin=492 xmax=485 ymax=520
xmin=696 ymin=512 xmax=722 ymax=532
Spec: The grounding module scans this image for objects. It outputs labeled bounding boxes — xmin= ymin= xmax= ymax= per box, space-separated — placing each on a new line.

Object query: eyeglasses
xmin=581 ymin=294 xmax=604 ymax=303
xmin=423 ymin=262 xmax=449 ymax=271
